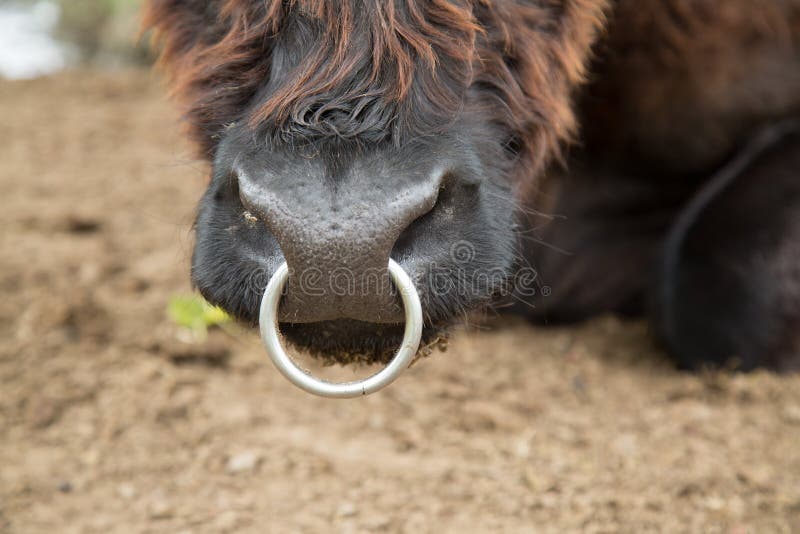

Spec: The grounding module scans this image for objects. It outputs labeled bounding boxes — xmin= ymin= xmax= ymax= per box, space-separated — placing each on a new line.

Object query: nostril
xmin=214 ymin=170 xmax=267 ymax=228
xmin=211 ymin=168 xmax=239 ymax=203
xmin=235 ymin=171 xmax=274 ymax=228
xmin=437 ymin=170 xmax=471 ymax=201
xmin=234 ymin=165 xmax=276 ymax=222
xmin=393 ymin=171 xmax=465 ymax=253
xmin=236 ymin=178 xmax=252 ymax=212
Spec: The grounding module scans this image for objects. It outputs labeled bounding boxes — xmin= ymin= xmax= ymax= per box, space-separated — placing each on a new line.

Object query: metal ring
xmin=259 ymin=259 xmax=423 ymax=398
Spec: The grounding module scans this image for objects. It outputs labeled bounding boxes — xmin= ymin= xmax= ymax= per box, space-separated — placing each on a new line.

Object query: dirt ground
xmin=1 ymin=71 xmax=800 ymax=533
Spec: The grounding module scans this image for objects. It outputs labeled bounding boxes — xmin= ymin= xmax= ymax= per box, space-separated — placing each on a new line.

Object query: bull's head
xmin=145 ymin=0 xmax=606 ymax=364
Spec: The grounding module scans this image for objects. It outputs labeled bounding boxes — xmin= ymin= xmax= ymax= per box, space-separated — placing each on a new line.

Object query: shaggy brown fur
xmin=581 ymin=0 xmax=800 ymax=175
xmin=144 ymin=0 xmax=608 ymax=181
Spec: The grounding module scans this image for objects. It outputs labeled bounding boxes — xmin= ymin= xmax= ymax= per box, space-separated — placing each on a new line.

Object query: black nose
xmin=237 ymin=155 xmax=443 ymax=323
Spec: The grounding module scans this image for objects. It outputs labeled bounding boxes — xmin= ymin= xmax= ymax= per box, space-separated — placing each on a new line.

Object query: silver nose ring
xmin=259 ymin=260 xmax=423 ymax=398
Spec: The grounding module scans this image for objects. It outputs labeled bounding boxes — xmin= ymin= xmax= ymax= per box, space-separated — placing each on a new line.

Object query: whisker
xmin=483 ymin=189 xmax=566 ymax=220
xmin=516 ymin=233 xmax=574 ymax=256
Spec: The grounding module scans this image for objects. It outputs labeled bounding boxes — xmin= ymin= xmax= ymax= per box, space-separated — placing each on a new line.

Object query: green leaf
xmin=168 ymin=295 xmax=231 ymax=337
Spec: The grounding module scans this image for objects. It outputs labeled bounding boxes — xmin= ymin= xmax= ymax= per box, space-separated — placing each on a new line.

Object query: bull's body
xmin=146 ymin=0 xmax=800 ymax=371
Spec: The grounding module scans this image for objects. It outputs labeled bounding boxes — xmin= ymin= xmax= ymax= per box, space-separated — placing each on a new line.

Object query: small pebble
xmin=117 ymin=483 xmax=137 ymax=500
xmin=226 ymin=451 xmax=261 ymax=474
xmin=782 ymin=404 xmax=800 ymax=425
xmin=337 ymin=502 xmax=357 ymax=517
xmin=704 ymin=496 xmax=726 ymax=511
xmin=148 ymin=499 xmax=174 ymax=520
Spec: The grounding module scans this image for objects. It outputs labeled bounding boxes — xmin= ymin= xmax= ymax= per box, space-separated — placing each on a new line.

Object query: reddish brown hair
xmin=144 ymin=0 xmax=608 ymax=181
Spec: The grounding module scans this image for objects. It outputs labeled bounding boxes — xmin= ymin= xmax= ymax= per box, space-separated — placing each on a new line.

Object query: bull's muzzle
xmin=259 ymin=260 xmax=423 ymax=398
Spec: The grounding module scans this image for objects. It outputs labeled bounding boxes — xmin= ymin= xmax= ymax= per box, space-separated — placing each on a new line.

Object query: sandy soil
xmin=1 ymin=71 xmax=800 ymax=533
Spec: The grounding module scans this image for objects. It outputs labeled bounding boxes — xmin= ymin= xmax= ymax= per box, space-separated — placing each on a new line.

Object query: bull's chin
xmin=279 ymin=319 xmax=448 ymax=366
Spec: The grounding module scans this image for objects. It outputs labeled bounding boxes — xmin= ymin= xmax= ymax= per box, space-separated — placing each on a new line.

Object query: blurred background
xmin=0 ymin=0 xmax=148 ymax=80
xmin=1 ymin=2 xmax=799 ymax=532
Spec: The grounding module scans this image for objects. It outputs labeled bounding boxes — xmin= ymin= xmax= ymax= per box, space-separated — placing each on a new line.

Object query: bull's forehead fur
xmin=144 ymin=0 xmax=608 ymax=179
